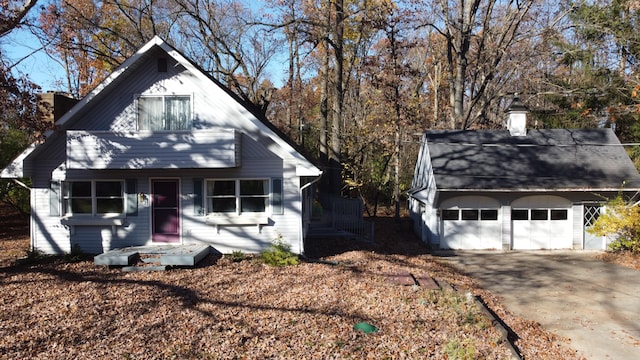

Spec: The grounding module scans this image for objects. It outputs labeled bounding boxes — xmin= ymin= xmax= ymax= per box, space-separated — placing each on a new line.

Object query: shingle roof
xmin=425 ymin=128 xmax=640 ymax=191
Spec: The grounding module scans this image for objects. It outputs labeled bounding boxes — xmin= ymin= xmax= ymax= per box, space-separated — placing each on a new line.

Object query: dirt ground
xmin=0 ymin=203 xmax=604 ymax=359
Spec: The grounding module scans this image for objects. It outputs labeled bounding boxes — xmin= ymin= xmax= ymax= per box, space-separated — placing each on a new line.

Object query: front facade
xmin=1 ymin=37 xmax=321 ymax=255
xmin=409 ymin=122 xmax=640 ymax=251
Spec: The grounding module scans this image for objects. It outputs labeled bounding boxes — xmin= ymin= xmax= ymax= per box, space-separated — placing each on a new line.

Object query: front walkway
xmin=436 ymin=250 xmax=640 ymax=359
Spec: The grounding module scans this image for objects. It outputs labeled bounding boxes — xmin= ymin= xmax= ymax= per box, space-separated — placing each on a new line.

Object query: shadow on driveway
xmin=435 ymin=250 xmax=640 ymax=359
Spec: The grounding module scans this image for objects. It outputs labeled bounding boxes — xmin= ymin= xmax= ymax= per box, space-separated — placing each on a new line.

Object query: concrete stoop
xmin=95 ymin=244 xmax=210 ymax=270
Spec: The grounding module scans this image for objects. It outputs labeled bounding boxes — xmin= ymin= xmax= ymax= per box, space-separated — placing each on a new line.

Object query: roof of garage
xmin=423 ymin=128 xmax=640 ymax=191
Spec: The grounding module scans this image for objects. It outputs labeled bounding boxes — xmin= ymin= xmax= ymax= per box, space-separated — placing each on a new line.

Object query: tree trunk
xmin=329 ymin=0 xmax=345 ymax=196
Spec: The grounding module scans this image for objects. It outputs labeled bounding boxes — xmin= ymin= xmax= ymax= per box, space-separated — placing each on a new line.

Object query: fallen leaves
xmin=0 ymin=206 xmax=584 ymax=359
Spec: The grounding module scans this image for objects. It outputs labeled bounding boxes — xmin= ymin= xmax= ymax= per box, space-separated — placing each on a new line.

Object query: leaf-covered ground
xmin=0 ymin=204 xmax=588 ymax=359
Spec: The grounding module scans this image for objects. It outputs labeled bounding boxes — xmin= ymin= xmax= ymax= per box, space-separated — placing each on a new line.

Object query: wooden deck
xmin=94 ymin=244 xmax=211 ymax=267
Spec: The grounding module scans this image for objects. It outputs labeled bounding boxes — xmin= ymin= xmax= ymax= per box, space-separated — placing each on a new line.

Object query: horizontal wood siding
xmin=66 ymin=130 xmax=240 ymax=169
xmin=32 ymin=188 xmax=72 ymax=254
xmin=23 ymin=44 xmax=318 ymax=255
xmin=182 ymin=167 xmax=301 ymax=254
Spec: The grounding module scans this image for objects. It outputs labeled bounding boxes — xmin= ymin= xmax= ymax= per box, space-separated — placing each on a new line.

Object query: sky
xmin=4 ymin=27 xmax=67 ymax=92
xmin=3 ymin=0 xmax=282 ymax=93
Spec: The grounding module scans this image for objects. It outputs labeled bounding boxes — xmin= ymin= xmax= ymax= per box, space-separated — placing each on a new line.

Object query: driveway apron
xmin=437 ymin=251 xmax=640 ymax=359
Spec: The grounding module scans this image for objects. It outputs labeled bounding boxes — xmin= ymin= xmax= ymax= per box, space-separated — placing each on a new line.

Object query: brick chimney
xmin=37 ymin=92 xmax=78 ymax=123
xmin=506 ymin=95 xmax=528 ymax=137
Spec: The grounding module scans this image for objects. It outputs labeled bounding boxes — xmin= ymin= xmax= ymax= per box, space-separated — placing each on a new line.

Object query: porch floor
xmin=94 ymin=244 xmax=211 ymax=267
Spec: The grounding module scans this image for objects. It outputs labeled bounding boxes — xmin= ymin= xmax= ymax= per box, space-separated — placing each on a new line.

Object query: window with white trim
xmin=63 ymin=181 xmax=125 ymax=215
xmin=441 ymin=208 xmax=499 ymax=221
xmin=138 ymin=95 xmax=191 ymax=130
xmin=206 ymin=179 xmax=271 ymax=214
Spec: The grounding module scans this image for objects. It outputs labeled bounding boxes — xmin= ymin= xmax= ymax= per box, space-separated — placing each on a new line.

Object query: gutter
xmin=12 ymin=179 xmax=32 ymax=191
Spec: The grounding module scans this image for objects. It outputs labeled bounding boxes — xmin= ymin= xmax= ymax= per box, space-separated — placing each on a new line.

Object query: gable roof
xmin=1 ymin=36 xmax=320 ymax=178
xmin=424 ymin=128 xmax=640 ymax=191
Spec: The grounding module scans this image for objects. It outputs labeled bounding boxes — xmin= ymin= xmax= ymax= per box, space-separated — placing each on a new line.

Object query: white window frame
xmin=62 ymin=180 xmax=125 ymax=216
xmin=205 ymin=179 xmax=271 ymax=215
xmin=136 ymin=94 xmax=193 ymax=131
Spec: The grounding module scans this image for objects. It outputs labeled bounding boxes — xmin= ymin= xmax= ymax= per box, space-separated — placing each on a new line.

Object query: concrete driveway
xmin=436 ymin=251 xmax=640 ymax=359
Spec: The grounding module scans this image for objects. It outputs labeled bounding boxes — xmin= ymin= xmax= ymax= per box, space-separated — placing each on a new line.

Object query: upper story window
xmin=63 ymin=180 xmax=124 ymax=215
xmin=138 ymin=95 xmax=191 ymax=130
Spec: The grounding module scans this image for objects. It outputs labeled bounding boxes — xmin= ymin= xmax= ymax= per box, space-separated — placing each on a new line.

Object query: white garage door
xmin=511 ymin=196 xmax=573 ymax=250
xmin=440 ymin=196 xmax=502 ymax=250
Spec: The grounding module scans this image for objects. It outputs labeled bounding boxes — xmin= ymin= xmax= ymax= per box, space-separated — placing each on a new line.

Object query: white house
xmin=1 ymin=37 xmax=321 ymax=255
xmin=408 ymin=98 xmax=640 ymax=250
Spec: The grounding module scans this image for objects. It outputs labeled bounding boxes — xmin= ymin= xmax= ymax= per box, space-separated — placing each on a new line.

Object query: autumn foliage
xmin=589 ymin=194 xmax=640 ymax=254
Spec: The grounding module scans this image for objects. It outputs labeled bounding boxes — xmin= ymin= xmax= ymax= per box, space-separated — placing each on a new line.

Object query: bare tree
xmin=426 ymin=0 xmax=535 ymax=129
xmin=0 ymin=0 xmax=38 ymax=37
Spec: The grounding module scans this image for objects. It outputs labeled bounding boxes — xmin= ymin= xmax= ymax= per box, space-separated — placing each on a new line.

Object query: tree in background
xmin=9 ymin=0 xmax=640 ymax=216
xmin=0 ymin=0 xmax=38 ymax=37
xmin=423 ymin=0 xmax=536 ymax=129
xmin=1 ymin=0 xmax=47 ymax=213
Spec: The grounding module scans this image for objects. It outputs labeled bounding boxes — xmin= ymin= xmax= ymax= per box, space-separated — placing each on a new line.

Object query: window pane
xmin=208 ymin=180 xmax=235 ymax=196
xmin=531 ymin=209 xmax=548 ymax=220
xmin=208 ymin=198 xmax=236 ymax=213
xmin=96 ymin=181 xmax=122 ymax=197
xmin=241 ymin=197 xmax=267 ymax=212
xmin=71 ymin=182 xmax=92 ymax=197
xmin=71 ymin=199 xmax=92 ymax=214
xmin=165 ymin=96 xmax=191 ymax=130
xmin=512 ymin=209 xmax=528 ymax=220
xmin=551 ymin=209 xmax=568 ymax=220
xmin=138 ymin=97 xmax=163 ymax=130
xmin=481 ymin=209 xmax=498 ymax=221
xmin=97 ymin=199 xmax=124 ymax=213
xmin=461 ymin=209 xmax=479 ymax=220
xmin=441 ymin=209 xmax=459 ymax=220
xmin=240 ymin=180 xmax=268 ymax=195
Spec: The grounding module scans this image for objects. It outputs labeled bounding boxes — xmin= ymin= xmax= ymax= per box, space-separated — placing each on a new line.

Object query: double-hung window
xmin=206 ymin=179 xmax=270 ymax=214
xmin=138 ymin=95 xmax=191 ymax=130
xmin=63 ymin=181 xmax=124 ymax=216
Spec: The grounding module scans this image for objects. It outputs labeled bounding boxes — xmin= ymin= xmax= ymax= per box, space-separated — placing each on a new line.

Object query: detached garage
xmin=408 ymin=98 xmax=640 ymax=251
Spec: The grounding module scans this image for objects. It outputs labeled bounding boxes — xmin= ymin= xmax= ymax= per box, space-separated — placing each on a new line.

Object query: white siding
xmin=18 ymin=40 xmax=319 ymax=255
xmin=66 ymin=130 xmax=240 ymax=169
xmin=409 ymin=134 xmax=440 ymax=246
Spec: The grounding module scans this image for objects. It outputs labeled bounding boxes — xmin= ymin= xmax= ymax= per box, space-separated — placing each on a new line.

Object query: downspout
xmin=299 ymin=172 xmax=323 ymax=256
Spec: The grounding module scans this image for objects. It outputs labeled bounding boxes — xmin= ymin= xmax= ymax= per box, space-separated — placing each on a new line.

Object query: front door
xmin=152 ymin=179 xmax=180 ymax=243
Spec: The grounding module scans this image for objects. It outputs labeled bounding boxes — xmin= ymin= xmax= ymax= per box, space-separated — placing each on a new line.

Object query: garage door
xmin=512 ymin=196 xmax=572 ymax=250
xmin=440 ymin=196 xmax=502 ymax=250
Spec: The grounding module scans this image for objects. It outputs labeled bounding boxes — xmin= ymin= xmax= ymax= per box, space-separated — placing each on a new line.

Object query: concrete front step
xmin=122 ymin=265 xmax=168 ymax=272
xmin=94 ymin=244 xmax=211 ymax=267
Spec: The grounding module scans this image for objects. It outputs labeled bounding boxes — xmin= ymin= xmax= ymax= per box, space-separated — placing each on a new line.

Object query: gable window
xmin=63 ymin=181 xmax=124 ymax=215
xmin=206 ymin=179 xmax=270 ymax=214
xmin=138 ymin=95 xmax=191 ymax=130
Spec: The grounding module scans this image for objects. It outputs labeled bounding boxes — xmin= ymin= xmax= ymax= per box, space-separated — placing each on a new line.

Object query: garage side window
xmin=512 ymin=209 xmax=528 ymax=220
xmin=531 ymin=209 xmax=548 ymax=220
xmin=550 ymin=209 xmax=568 ymax=220
xmin=442 ymin=209 xmax=459 ymax=220
xmin=480 ymin=209 xmax=498 ymax=220
xmin=461 ymin=209 xmax=479 ymax=220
